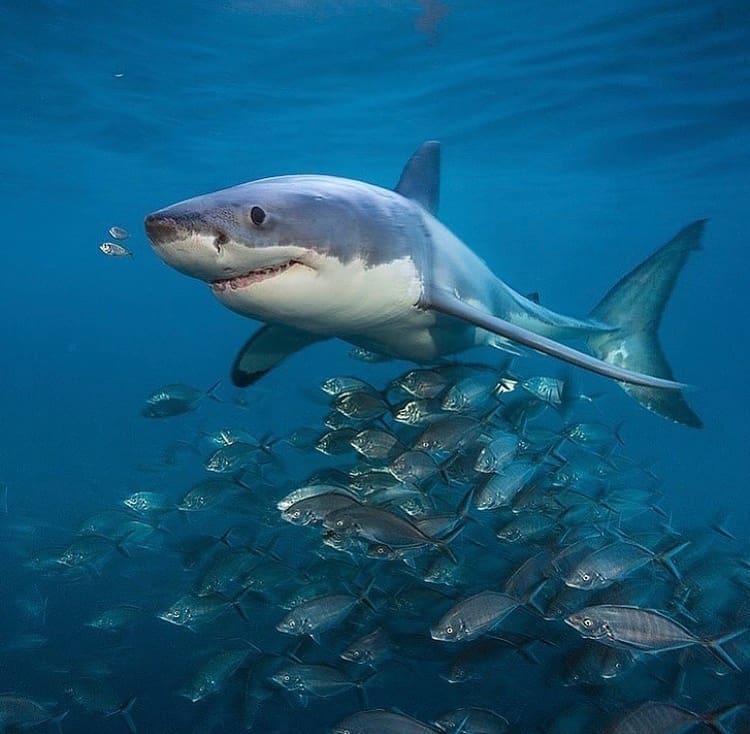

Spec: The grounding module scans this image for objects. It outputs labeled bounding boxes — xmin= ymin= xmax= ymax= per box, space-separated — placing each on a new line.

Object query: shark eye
xmin=250 ymin=206 xmax=266 ymax=226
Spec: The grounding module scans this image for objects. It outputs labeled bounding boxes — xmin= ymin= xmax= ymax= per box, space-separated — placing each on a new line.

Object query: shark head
xmin=145 ymin=174 xmax=427 ymax=332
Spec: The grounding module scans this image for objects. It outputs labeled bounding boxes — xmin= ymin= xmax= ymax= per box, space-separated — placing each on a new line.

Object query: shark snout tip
xmin=144 ymin=213 xmax=179 ymax=246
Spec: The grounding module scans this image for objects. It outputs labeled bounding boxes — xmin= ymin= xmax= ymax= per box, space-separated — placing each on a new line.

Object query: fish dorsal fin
xmin=395 ymin=141 xmax=440 ymax=216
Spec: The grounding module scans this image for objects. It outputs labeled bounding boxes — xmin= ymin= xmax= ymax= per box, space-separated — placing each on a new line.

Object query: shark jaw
xmin=209 ymin=259 xmax=306 ymax=292
xmin=145 ymin=215 xmax=318 ymax=292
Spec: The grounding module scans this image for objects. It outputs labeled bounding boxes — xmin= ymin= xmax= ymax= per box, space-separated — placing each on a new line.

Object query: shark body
xmin=145 ymin=142 xmax=703 ymax=427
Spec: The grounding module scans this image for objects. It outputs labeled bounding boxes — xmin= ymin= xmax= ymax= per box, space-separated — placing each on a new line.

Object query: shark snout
xmin=144 ymin=213 xmax=181 ymax=246
xmin=144 ymin=210 xmax=229 ymax=282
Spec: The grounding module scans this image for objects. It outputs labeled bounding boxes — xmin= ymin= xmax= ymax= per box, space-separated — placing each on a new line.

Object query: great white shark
xmin=145 ymin=141 xmax=704 ymax=427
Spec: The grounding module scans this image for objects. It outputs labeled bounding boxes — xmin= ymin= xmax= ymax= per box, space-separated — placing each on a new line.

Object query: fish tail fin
xmin=704 ymin=628 xmax=746 ymax=673
xmin=230 ymin=590 xmax=250 ymax=622
xmin=355 ymin=669 xmax=379 ymax=708
xmin=436 ymin=523 xmax=465 ymax=564
xmin=217 ymin=526 xmax=236 ymax=548
xmin=357 ymin=577 xmax=378 ymax=613
xmin=656 ymin=540 xmax=690 ymax=582
xmin=109 ymin=698 xmax=137 ymax=734
xmin=703 ymin=704 xmax=747 ymax=734
xmin=49 ymin=710 xmax=68 ymax=734
xmin=205 ymin=379 xmax=223 ymax=402
xmin=587 ymin=220 xmax=705 ymax=427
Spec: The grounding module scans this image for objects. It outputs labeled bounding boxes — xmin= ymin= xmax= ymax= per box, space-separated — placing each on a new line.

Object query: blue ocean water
xmin=1 ymin=1 xmax=749 ymax=732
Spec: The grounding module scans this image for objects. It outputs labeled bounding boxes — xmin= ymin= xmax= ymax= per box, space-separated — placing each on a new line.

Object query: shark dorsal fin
xmin=395 ymin=140 xmax=440 ymax=216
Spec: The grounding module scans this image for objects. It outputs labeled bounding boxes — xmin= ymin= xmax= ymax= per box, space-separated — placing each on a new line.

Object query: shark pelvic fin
xmin=395 ymin=141 xmax=440 ymax=215
xmin=587 ymin=220 xmax=705 ymax=427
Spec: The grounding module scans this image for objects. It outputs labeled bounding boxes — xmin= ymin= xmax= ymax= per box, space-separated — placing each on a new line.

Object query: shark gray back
xmin=145 ymin=141 xmax=704 ymax=427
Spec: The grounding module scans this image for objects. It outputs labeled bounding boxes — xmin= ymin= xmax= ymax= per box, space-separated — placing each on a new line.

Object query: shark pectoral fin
xmin=426 ymin=289 xmax=687 ymax=391
xmin=231 ymin=325 xmax=328 ymax=387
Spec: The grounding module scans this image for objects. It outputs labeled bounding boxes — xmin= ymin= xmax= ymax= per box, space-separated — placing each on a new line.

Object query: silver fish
xmin=99 ymin=241 xmax=133 ymax=257
xmin=276 ymin=589 xmax=370 ymax=640
xmin=340 ymin=627 xmax=392 ymax=666
xmin=441 ymin=372 xmax=502 ymax=412
xmin=392 ymin=398 xmax=445 ymax=426
xmin=333 ymin=390 xmax=389 ymax=420
xmin=108 ymin=225 xmax=130 ymax=239
xmin=277 ymin=483 xmax=357 ymax=512
xmin=178 ymin=479 xmax=240 ymax=511
xmin=181 ymin=648 xmax=251 ymax=702
xmin=433 ymin=707 xmax=510 ymax=734
xmin=270 ymin=663 xmax=364 ymax=702
xmin=565 ymin=604 xmax=744 ymax=672
xmin=85 ymin=605 xmax=143 ymax=632
xmin=607 ymin=701 xmax=745 ymax=734
xmin=563 ymin=540 xmax=688 ymax=590
xmin=561 ymin=642 xmax=635 ymax=686
xmin=195 ymin=549 xmax=259 ymax=596
xmin=141 ymin=380 xmax=221 ymax=418
xmin=431 ymin=591 xmax=520 ymax=642
xmin=473 ymin=432 xmax=519 ymax=473
xmin=474 ymin=461 xmax=537 ymax=510
xmin=0 ymin=695 xmax=64 ymax=732
xmin=321 ymin=376 xmax=377 ymax=396
xmin=204 ymin=441 xmax=258 ymax=474
xmin=520 ymin=375 xmax=566 ymax=406
xmin=158 ymin=593 xmax=242 ymax=631
xmin=331 ymin=709 xmax=441 ymax=734
xmin=391 ymin=368 xmax=451 ymax=398
xmin=123 ymin=490 xmax=173 ymax=515
xmin=65 ymin=678 xmax=135 ymax=733
xmin=413 ymin=415 xmax=483 ymax=455
xmin=350 ymin=428 xmax=402 ymax=459
xmin=388 ymin=450 xmax=441 ymax=483
xmin=281 ymin=493 xmax=361 ymax=526
xmin=324 ymin=505 xmax=456 ymax=559
xmin=496 ymin=513 xmax=558 ymax=543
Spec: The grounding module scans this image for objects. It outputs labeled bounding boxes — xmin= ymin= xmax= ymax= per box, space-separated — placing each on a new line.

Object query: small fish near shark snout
xmin=145 ymin=141 xmax=705 ymax=427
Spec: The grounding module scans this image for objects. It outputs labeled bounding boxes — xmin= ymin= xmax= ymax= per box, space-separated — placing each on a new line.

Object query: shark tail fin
xmin=586 ymin=220 xmax=706 ymax=428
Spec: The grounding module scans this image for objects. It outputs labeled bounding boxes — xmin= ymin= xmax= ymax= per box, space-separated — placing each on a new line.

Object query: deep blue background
xmin=1 ymin=0 xmax=748 ymax=729
xmin=2 ymin=0 xmax=747 ymax=524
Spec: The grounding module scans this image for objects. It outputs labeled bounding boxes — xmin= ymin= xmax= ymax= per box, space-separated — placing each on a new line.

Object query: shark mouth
xmin=210 ymin=260 xmax=302 ymax=292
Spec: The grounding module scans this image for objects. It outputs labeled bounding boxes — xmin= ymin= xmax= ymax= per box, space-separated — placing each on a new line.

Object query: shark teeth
xmin=211 ymin=261 xmax=299 ymax=291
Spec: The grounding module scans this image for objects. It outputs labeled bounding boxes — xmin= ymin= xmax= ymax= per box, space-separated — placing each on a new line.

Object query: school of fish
xmin=1 ymin=359 xmax=749 ymax=734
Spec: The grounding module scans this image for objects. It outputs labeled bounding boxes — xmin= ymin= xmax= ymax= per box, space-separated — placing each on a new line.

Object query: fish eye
xmin=583 ymin=618 xmax=592 ymax=627
xmin=581 ymin=573 xmax=590 ymax=581
xmin=445 ymin=625 xmax=453 ymax=634
xmin=250 ymin=206 xmax=266 ymax=226
xmin=283 ymin=674 xmax=290 ymax=682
